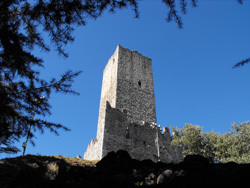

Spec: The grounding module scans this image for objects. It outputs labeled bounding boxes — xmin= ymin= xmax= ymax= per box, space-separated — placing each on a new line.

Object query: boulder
xmin=96 ymin=150 xmax=132 ymax=171
xmin=157 ymin=169 xmax=173 ymax=184
xmin=96 ymin=151 xmax=116 ymax=169
xmin=183 ymin=155 xmax=210 ymax=174
xmin=45 ymin=161 xmax=60 ymax=180
xmin=184 ymin=155 xmax=210 ymax=167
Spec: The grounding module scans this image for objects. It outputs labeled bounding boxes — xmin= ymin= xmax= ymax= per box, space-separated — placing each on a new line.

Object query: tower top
xmin=115 ymin=44 xmax=151 ymax=59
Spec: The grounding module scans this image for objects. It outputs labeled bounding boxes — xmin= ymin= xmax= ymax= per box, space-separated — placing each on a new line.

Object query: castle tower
xmin=84 ymin=45 xmax=183 ymax=163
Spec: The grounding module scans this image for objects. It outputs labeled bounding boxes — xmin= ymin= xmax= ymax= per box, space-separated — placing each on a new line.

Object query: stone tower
xmin=84 ymin=45 xmax=183 ymax=163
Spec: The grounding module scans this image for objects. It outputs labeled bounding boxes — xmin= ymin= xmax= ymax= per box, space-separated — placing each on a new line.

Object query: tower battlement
xmin=84 ymin=45 xmax=183 ymax=163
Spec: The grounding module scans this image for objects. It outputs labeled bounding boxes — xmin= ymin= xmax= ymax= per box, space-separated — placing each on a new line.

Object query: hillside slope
xmin=1 ymin=150 xmax=250 ymax=188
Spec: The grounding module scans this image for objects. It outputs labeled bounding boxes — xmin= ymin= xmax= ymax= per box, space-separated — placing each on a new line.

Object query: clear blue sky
xmin=2 ymin=0 xmax=250 ymax=159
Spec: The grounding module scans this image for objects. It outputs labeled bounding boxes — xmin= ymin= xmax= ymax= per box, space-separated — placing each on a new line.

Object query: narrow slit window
xmin=138 ymin=81 xmax=141 ymax=87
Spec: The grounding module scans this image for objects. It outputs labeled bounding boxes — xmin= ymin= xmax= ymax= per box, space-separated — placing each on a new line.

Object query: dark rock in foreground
xmin=1 ymin=150 xmax=250 ymax=188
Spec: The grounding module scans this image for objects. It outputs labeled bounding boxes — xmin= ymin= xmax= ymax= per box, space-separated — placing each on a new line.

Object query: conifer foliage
xmin=0 ymin=0 xmax=139 ymax=154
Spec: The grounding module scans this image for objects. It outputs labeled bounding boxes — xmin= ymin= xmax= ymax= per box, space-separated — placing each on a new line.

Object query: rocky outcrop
xmin=1 ymin=151 xmax=250 ymax=187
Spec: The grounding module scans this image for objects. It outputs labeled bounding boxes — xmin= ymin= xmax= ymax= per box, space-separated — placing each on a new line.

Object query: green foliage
xmin=170 ymin=124 xmax=203 ymax=156
xmin=219 ymin=121 xmax=250 ymax=163
xmin=170 ymin=121 xmax=250 ymax=163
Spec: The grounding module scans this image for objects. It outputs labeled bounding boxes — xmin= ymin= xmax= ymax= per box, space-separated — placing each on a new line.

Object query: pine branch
xmin=8 ymin=70 xmax=82 ymax=95
xmin=233 ymin=57 xmax=250 ymax=68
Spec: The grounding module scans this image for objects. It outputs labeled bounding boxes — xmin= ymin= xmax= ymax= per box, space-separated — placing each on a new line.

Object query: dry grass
xmin=54 ymin=155 xmax=99 ymax=167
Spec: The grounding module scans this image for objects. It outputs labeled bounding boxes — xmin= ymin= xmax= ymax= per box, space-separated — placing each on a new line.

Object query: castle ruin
xmin=84 ymin=45 xmax=183 ymax=163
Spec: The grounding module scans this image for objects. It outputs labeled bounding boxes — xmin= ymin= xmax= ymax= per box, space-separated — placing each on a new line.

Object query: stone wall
xmin=84 ymin=46 xmax=119 ymax=160
xmin=116 ymin=46 xmax=156 ymax=124
xmin=84 ymin=45 xmax=183 ymax=163
xmin=102 ymin=102 xmax=183 ymax=163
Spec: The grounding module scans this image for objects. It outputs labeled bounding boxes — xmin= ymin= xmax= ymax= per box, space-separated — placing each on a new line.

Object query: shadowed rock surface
xmin=1 ymin=150 xmax=250 ymax=188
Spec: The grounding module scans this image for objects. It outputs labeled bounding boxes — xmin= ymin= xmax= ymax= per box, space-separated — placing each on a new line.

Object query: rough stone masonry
xmin=84 ymin=45 xmax=183 ymax=163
